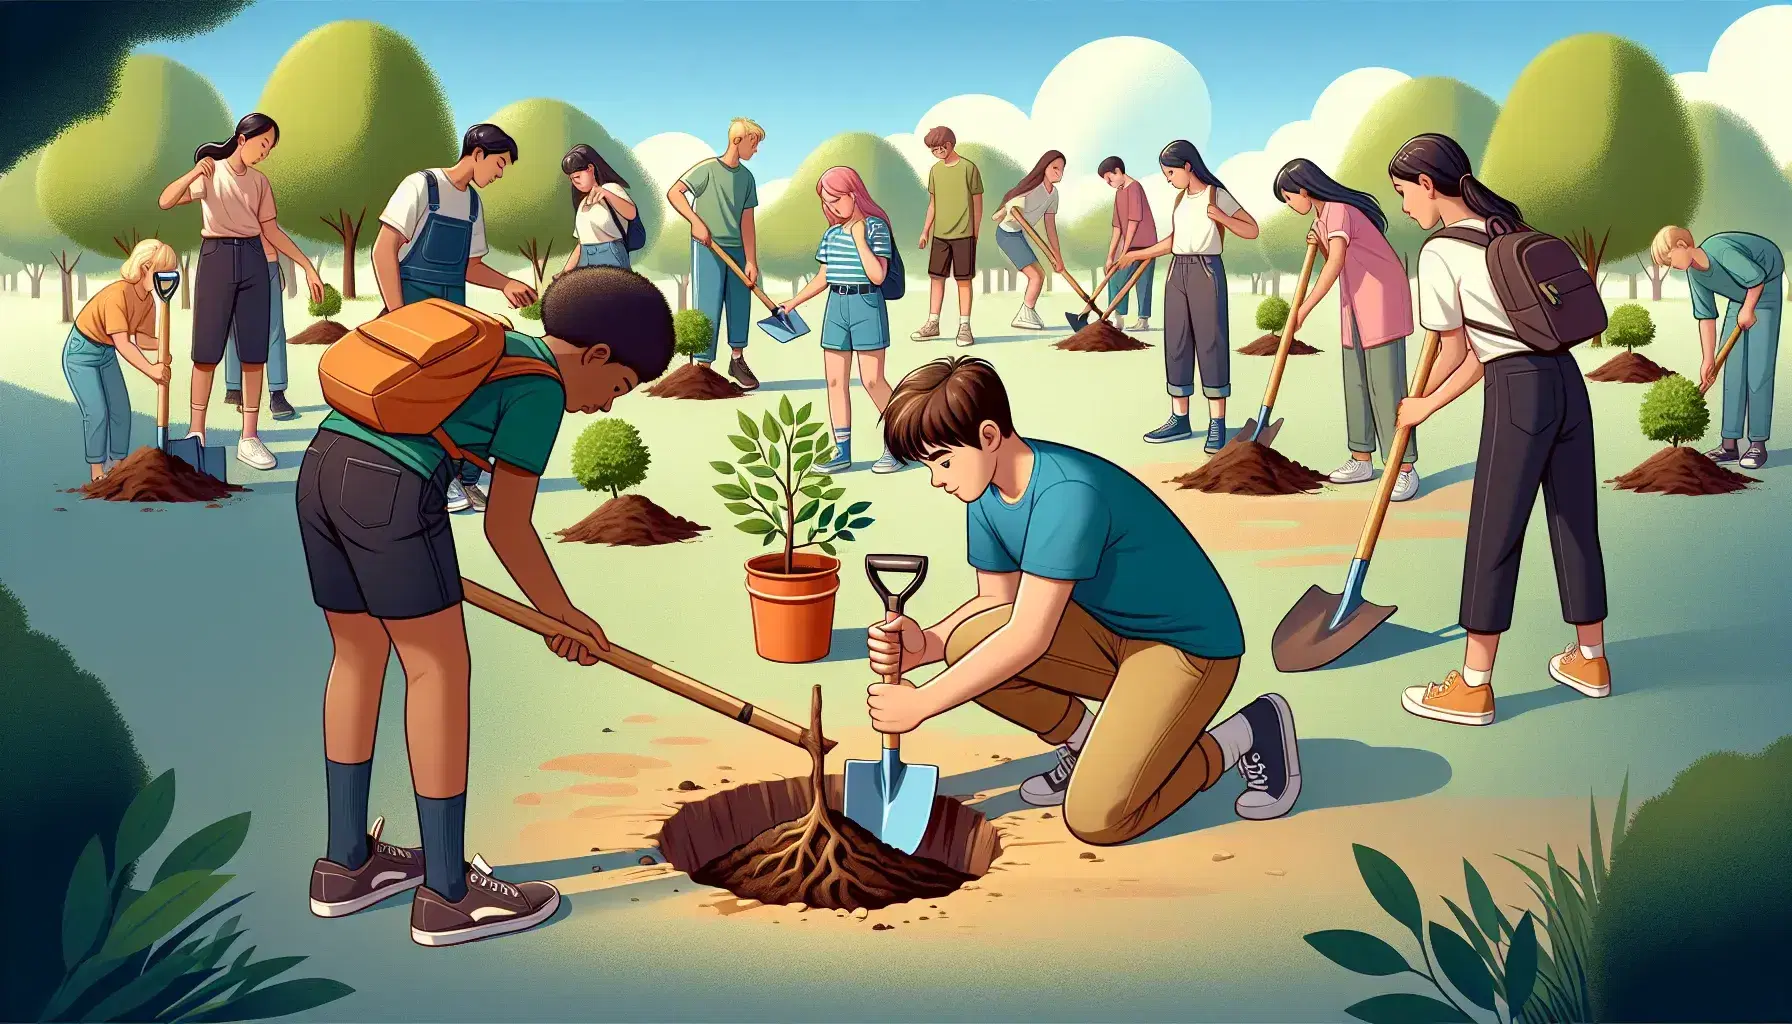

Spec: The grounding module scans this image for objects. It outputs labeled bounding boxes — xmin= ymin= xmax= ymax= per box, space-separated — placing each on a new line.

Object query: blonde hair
xmin=1650 ymin=225 xmax=1695 ymax=266
xmin=728 ymin=118 xmax=766 ymax=144
xmin=120 ymin=238 xmax=178 ymax=284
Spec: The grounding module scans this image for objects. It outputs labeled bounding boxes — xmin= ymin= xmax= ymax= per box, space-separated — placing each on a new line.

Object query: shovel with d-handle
xmin=700 ymin=238 xmax=810 ymax=344
xmin=1271 ymin=329 xmax=1443 ymax=672
xmin=845 ymin=554 xmax=940 ymax=855
xmin=1004 ymin=210 xmax=1099 ymax=331
xmin=1234 ymin=239 xmax=1322 ymax=450
xmin=151 ymin=270 xmax=228 ymax=481
xmin=1700 ymin=321 xmax=1746 ymax=395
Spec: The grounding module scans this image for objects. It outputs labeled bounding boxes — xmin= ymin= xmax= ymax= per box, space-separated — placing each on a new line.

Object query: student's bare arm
xmin=971 ymin=194 xmax=983 ymax=238
xmin=1118 ymin=219 xmax=1139 ymax=263
xmin=780 ymin=264 xmax=829 ymax=311
xmin=920 ymin=197 xmax=936 ymax=248
xmin=1220 ymin=206 xmax=1260 ymax=240
xmin=872 ymin=570 xmax=1019 ymax=675
xmin=261 ymin=223 xmax=323 ymax=298
xmin=1043 ymin=212 xmax=1065 ymax=269
xmin=851 ymin=224 xmax=887 ymax=286
xmin=668 ymin=181 xmax=711 ymax=245
xmin=602 ymin=189 xmax=638 ymax=221
xmin=741 ymin=208 xmax=759 ymax=284
xmin=1425 ymin=326 xmax=1470 ymax=395
xmin=486 ymin=461 xmax=608 ymax=658
xmin=1419 ymin=338 xmax=1486 ymax=415
xmin=1299 ymin=235 xmax=1347 ymax=318
xmin=157 ymin=161 xmax=210 ymax=210
xmin=1124 ymin=235 xmax=1175 ymax=262
xmin=913 ymin=574 xmax=1075 ymax=714
xmin=372 ymin=225 xmax=407 ymax=311
xmin=109 ymin=332 xmax=165 ymax=384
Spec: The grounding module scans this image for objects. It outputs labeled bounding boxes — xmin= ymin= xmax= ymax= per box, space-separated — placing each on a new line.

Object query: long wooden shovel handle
xmin=1007 ymin=210 xmax=1091 ymax=304
xmin=1701 ymin=322 xmax=1745 ymax=395
xmin=156 ymin=291 xmax=173 ymax=431
xmin=1100 ymin=259 xmax=1152 ymax=319
xmin=1353 ymin=329 xmax=1443 ymax=562
xmin=701 ymin=239 xmax=781 ymax=313
xmin=1261 ymin=240 xmax=1322 ymax=411
xmin=460 ymin=578 xmax=833 ymax=754
xmin=1076 ymin=261 xmax=1128 ymax=316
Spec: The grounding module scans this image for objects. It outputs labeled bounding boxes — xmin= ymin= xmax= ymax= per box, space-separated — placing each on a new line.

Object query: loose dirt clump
xmin=556 ymin=494 xmax=707 ymax=546
xmin=1055 ymin=321 xmax=1151 ymax=352
xmin=81 ymin=448 xmax=244 ymax=503
xmin=1238 ymin=334 xmax=1320 ymax=356
xmin=648 ymin=363 xmax=746 ymax=400
xmin=1609 ymin=446 xmax=1757 ymax=495
xmin=290 ymin=320 xmax=349 ymax=346
xmin=1586 ymin=351 xmax=1672 ymax=383
xmin=1171 ymin=440 xmax=1329 ymax=496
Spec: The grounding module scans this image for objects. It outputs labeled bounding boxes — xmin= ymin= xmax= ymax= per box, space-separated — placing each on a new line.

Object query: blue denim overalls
xmin=399 ymin=171 xmax=480 ymax=306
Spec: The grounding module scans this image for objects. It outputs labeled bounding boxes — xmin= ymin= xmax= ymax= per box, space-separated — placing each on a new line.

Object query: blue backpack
xmin=601 ymin=192 xmax=648 ymax=252
xmin=879 ymin=217 xmax=906 ymax=300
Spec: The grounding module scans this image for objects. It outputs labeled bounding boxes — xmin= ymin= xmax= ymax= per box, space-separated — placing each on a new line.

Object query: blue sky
xmin=143 ymin=0 xmax=1765 ymax=179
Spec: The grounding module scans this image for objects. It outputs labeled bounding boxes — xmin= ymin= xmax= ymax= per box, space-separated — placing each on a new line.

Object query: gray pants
xmin=1164 ymin=254 xmax=1229 ymax=399
xmin=1343 ymin=319 xmax=1417 ymax=464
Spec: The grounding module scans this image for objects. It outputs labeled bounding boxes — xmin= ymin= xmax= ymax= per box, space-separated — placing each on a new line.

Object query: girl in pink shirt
xmin=1275 ymin=159 xmax=1421 ymax=501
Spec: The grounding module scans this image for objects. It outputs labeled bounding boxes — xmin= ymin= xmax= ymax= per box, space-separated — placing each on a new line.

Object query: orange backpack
xmin=318 ymin=298 xmax=562 ymax=472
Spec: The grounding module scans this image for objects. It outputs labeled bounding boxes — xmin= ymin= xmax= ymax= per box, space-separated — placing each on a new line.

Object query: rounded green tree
xmin=1639 ymin=374 xmax=1709 ymax=447
xmin=1256 ymin=296 xmax=1291 ymax=333
xmin=572 ymin=419 xmax=650 ymax=499
xmin=674 ymin=309 xmax=714 ymax=365
xmin=308 ymin=283 xmax=342 ymax=321
xmin=1605 ymin=303 xmax=1654 ymax=351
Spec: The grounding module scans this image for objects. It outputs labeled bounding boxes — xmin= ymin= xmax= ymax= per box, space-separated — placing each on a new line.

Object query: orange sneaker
xmin=1548 ymin=644 xmax=1611 ymax=698
xmin=1401 ymin=671 xmax=1495 ymax=727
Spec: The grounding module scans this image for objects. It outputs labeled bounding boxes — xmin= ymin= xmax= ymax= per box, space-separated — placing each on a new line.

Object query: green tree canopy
xmin=1 ymin=150 xmax=92 ymax=318
xmin=672 ymin=309 xmax=712 ymax=364
xmin=1606 ymin=302 xmax=1655 ymax=351
xmin=757 ymin=133 xmax=927 ymax=285
xmin=572 ymin=419 xmax=651 ymax=499
xmin=1686 ymin=102 xmax=1792 ymax=257
xmin=1060 ymin=205 xmax=1113 ymax=273
xmin=1639 ymin=374 xmax=1709 ymax=447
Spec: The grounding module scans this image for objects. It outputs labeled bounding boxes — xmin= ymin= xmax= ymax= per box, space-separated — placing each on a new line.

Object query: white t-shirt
xmin=379 ymin=169 xmax=489 ymax=262
xmin=1417 ymin=218 xmax=1527 ymax=362
xmin=998 ymin=183 xmax=1060 ymax=233
xmin=574 ymin=183 xmax=632 ymax=244
xmin=1170 ymin=186 xmax=1242 ymax=256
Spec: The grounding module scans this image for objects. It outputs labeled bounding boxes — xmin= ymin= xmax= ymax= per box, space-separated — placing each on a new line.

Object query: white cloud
xmin=1674 ymin=5 xmax=1792 ymax=164
xmin=631 ymin=131 xmax=715 ymax=216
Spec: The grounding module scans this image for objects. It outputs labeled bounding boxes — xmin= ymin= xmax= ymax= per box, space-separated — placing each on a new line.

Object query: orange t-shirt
xmin=75 ymin=280 xmax=158 ymax=347
xmin=188 ymin=161 xmax=277 ymax=239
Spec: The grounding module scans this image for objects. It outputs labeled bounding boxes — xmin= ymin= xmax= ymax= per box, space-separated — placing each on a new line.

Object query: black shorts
xmin=928 ymin=236 xmax=976 ymax=280
xmin=297 ymin=429 xmax=462 ymax=619
xmin=192 ymin=237 xmax=271 ymax=366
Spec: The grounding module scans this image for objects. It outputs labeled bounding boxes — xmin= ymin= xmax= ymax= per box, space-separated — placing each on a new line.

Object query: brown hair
xmin=922 ymin=126 xmax=956 ymax=150
xmin=1002 ymin=149 xmax=1066 ymax=207
xmin=883 ymin=357 xmax=1015 ymax=463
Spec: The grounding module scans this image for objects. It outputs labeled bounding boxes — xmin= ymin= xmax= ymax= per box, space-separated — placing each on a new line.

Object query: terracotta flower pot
xmin=744 ymin=552 xmax=841 ymax=664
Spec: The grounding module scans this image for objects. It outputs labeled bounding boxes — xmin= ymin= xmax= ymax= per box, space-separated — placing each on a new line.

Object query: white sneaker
xmin=1328 ymin=458 xmax=1375 ymax=484
xmin=1391 ymin=466 xmax=1420 ymax=502
xmin=1011 ymin=305 xmax=1044 ymax=330
xmin=1127 ymin=318 xmax=1149 ymax=331
xmin=445 ymin=478 xmax=471 ymax=513
xmin=236 ymin=436 xmax=276 ymax=471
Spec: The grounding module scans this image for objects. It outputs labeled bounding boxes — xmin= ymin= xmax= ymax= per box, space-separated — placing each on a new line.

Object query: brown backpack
xmin=1431 ymin=225 xmax=1606 ymax=352
xmin=318 ymin=298 xmax=561 ymax=471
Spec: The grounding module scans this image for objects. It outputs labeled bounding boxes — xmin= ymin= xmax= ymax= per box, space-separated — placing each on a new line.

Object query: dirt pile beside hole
xmin=1055 ymin=321 xmax=1151 ymax=352
xmin=81 ymin=448 xmax=244 ymax=503
xmin=557 ymin=494 xmax=707 ymax=546
xmin=1587 ymin=351 xmax=1672 ymax=383
xmin=1609 ymin=446 xmax=1756 ymax=495
xmin=1172 ymin=440 xmax=1329 ymax=496
xmin=290 ymin=320 xmax=349 ymax=346
xmin=648 ymin=363 xmax=746 ymax=400
xmin=1238 ymin=334 xmax=1319 ymax=356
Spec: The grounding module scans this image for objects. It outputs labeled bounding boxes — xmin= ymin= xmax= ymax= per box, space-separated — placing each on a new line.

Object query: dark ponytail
xmin=1387 ymin=133 xmax=1525 ymax=235
xmin=194 ymin=112 xmax=279 ymax=163
xmin=1158 ymin=139 xmax=1227 ymax=193
xmin=1273 ymin=158 xmax=1387 ymax=234
xmin=562 ymin=143 xmax=632 ymax=213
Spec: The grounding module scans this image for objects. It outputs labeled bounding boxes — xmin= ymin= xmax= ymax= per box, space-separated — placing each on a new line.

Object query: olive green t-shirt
xmin=319 ymin=331 xmax=565 ymax=480
xmin=679 ymin=158 xmax=759 ymax=248
xmin=927 ymin=158 xmax=984 ymax=240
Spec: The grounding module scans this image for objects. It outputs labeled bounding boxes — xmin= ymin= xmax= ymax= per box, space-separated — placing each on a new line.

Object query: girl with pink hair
xmin=776 ymin=165 xmax=902 ymax=473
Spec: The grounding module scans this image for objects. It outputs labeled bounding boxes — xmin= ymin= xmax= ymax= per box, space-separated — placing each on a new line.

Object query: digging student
xmin=1274 ymin=158 xmax=1421 ymax=501
xmin=1388 ymin=133 xmax=1613 ymax=728
xmin=668 ymin=117 xmax=766 ymax=390
xmin=994 ymin=150 xmax=1068 ymax=332
xmin=62 ymin=239 xmax=176 ymax=481
xmin=1117 ymin=140 xmax=1259 ymax=453
xmin=913 ymin=126 xmax=984 ymax=347
xmin=157 ymin=112 xmax=326 ymax=473
xmin=866 ymin=356 xmax=1302 ymax=845
xmin=560 ymin=144 xmax=639 ymax=273
xmin=1100 ymin=156 xmax=1158 ymax=332
xmin=1651 ymin=225 xmax=1782 ymax=470
xmin=372 ymin=122 xmax=540 ymax=515
xmin=299 ymin=266 xmax=674 ymax=948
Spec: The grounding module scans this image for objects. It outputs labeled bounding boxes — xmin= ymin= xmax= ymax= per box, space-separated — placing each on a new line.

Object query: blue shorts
xmin=820 ymin=288 xmax=890 ymax=352
xmin=997 ymin=228 xmax=1037 ymax=270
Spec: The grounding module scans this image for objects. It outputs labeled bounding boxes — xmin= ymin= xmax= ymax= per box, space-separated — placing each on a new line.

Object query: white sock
xmin=1064 ymin=706 xmax=1094 ymax=752
xmin=1210 ymin=713 xmax=1253 ymax=770
xmin=959 ymin=315 xmax=972 ymax=326
xmin=1462 ymin=667 xmax=1492 ymax=688
xmin=925 ymin=314 xmax=940 ymax=325
xmin=1580 ymin=643 xmax=1604 ymax=661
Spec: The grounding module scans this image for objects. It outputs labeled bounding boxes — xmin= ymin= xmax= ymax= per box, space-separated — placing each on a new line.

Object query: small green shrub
xmin=674 ymin=309 xmax=713 ymax=365
xmin=306 ymin=283 xmax=341 ymax=321
xmin=1639 ymin=374 xmax=1709 ymax=447
xmin=517 ymin=299 xmax=542 ymax=321
xmin=572 ymin=419 xmax=650 ymax=499
xmin=712 ymin=397 xmax=873 ymax=575
xmin=1256 ymin=295 xmax=1291 ymax=333
xmin=1604 ymin=303 xmax=1654 ymax=352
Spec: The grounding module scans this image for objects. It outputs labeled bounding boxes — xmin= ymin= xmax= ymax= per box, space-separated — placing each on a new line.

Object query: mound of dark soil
xmin=1171 ymin=439 xmax=1329 ymax=496
xmin=556 ymin=494 xmax=707 ymax=546
xmin=1587 ymin=351 xmax=1672 ymax=383
xmin=290 ymin=320 xmax=349 ymax=346
xmin=647 ymin=362 xmax=746 ymax=400
xmin=1238 ymin=334 xmax=1320 ymax=356
xmin=1609 ymin=446 xmax=1756 ymax=495
xmin=81 ymin=448 xmax=244 ymax=503
xmin=1055 ymin=321 xmax=1151 ymax=352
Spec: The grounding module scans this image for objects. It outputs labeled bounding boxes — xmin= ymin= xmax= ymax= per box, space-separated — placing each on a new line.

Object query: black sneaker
xmin=1018 ymin=746 xmax=1078 ymax=807
xmin=727 ymin=353 xmax=760 ymax=391
xmin=410 ymin=854 xmax=560 ymax=947
xmin=1143 ymin=415 xmax=1193 ymax=444
xmin=223 ymin=389 xmax=243 ymax=408
xmin=1233 ymin=694 xmax=1301 ymax=820
xmin=1204 ymin=418 xmax=1227 ymax=454
xmin=269 ymin=390 xmax=297 ymax=421
xmin=1741 ymin=444 xmax=1768 ymax=470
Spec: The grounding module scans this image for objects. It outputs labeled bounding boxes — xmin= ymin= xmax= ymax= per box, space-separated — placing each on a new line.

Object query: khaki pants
xmin=946 ymin=603 xmax=1239 ymax=846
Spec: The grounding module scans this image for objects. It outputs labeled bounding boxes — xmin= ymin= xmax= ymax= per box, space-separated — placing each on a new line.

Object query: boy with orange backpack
xmin=297 ymin=266 xmax=673 ymax=947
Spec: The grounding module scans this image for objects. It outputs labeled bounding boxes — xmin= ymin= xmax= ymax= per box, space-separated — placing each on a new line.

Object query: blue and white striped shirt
xmin=814 ymin=217 xmax=892 ymax=286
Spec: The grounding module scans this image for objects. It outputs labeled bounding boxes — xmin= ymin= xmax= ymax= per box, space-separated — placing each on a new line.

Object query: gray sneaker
xmin=871 ymin=449 xmax=903 ymax=474
xmin=1741 ymin=444 xmax=1768 ymax=470
xmin=1706 ymin=443 xmax=1740 ymax=465
xmin=1018 ymin=746 xmax=1078 ymax=807
xmin=463 ymin=481 xmax=488 ymax=512
xmin=445 ymin=478 xmax=472 ymax=513
xmin=955 ymin=322 xmax=975 ymax=347
xmin=911 ymin=320 xmax=942 ymax=342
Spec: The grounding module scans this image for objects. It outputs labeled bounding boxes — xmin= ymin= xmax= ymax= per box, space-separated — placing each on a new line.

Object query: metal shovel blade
xmin=1233 ymin=416 xmax=1283 ymax=449
xmin=756 ymin=307 xmax=810 ymax=344
xmin=843 ymin=749 xmax=939 ymax=855
xmin=1272 ymin=583 xmax=1396 ymax=673
xmin=1065 ymin=311 xmax=1090 ymax=331
xmin=164 ymin=435 xmax=228 ymax=482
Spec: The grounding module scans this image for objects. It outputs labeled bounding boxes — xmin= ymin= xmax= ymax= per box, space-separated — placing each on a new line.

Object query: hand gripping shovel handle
xmin=1100 ymin=260 xmax=1152 ymax=321
xmin=1701 ymin=322 xmax=1745 ymax=396
xmin=1259 ymin=240 xmax=1322 ymax=413
xmin=701 ymin=239 xmax=781 ymax=313
xmin=1007 ymin=211 xmax=1093 ymax=305
xmin=460 ymin=578 xmax=834 ymax=753
xmin=1354 ymin=329 xmax=1443 ymax=563
xmin=866 ymin=554 xmax=928 ymax=752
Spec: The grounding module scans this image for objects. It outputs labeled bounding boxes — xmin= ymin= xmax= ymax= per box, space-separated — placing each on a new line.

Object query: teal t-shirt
xmin=320 ymin=331 xmax=565 ymax=480
xmin=1690 ymin=232 xmax=1784 ymax=319
xmin=965 ymin=439 xmax=1245 ymax=659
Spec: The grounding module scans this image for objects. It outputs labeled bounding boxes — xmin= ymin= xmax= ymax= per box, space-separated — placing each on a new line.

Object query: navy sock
xmin=325 ymin=758 xmax=372 ymax=869
xmin=415 ymin=793 xmax=468 ymax=902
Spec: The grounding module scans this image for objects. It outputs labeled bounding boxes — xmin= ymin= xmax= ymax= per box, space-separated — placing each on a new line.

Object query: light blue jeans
xmin=1718 ymin=300 xmax=1779 ymax=441
xmin=577 ymin=240 xmax=630 ymax=270
xmin=690 ymin=240 xmax=751 ymax=362
xmin=1109 ymin=255 xmax=1156 ymax=318
xmin=225 ymin=262 xmax=287 ymax=392
xmin=62 ymin=327 xmax=130 ymax=464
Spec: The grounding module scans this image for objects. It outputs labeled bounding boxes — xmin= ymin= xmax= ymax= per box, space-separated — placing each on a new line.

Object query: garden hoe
xmin=844 ymin=554 xmax=940 ymax=856
xmin=701 ymin=239 xmax=810 ymax=344
xmin=460 ymin=577 xmax=834 ymax=754
xmin=1234 ymin=239 xmax=1322 ymax=450
xmin=1271 ymin=329 xmax=1442 ymax=672
xmin=153 ymin=270 xmax=228 ymax=481
xmin=1700 ymin=322 xmax=1746 ymax=395
xmin=1065 ymin=262 xmax=1127 ymax=329
xmin=1006 ymin=211 xmax=1102 ymax=331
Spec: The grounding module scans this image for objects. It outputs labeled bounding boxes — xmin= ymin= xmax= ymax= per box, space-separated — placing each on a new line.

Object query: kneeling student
xmin=866 ymin=357 xmax=1301 ymax=845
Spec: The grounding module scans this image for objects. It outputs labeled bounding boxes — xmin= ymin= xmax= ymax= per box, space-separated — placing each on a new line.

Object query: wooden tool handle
xmin=1353 ymin=329 xmax=1443 ymax=562
xmin=1009 ymin=213 xmax=1089 ymax=303
xmin=1076 ymin=261 xmax=1127 ymax=316
xmin=1261 ymin=240 xmax=1322 ymax=410
xmin=1101 ymin=259 xmax=1151 ymax=318
xmin=702 ymin=239 xmax=780 ymax=312
xmin=1701 ymin=322 xmax=1745 ymax=396
xmin=156 ymin=292 xmax=172 ymax=430
xmin=460 ymin=579 xmax=833 ymax=753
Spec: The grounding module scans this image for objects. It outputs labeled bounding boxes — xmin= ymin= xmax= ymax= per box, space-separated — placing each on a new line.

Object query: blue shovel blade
xmin=842 ymin=748 xmax=939 ymax=856
xmin=164 ymin=436 xmax=228 ymax=483
xmin=756 ymin=307 xmax=810 ymax=344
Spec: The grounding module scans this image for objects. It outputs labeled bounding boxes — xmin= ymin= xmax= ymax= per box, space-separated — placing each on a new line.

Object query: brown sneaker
xmin=727 ymin=353 xmax=760 ymax=391
xmin=1549 ymin=643 xmax=1611 ymax=697
xmin=1401 ymin=671 xmax=1495 ymax=727
xmin=309 ymin=816 xmax=425 ymax=918
xmin=410 ymin=854 xmax=561 ymax=947
xmin=910 ymin=319 xmax=941 ymax=341
xmin=955 ymin=322 xmax=975 ymax=347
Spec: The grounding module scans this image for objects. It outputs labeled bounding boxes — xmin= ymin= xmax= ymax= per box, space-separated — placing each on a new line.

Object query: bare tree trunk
xmin=55 ymin=251 xmax=80 ymax=323
xmin=77 ymin=272 xmax=88 ymax=301
xmin=28 ymin=265 xmax=45 ymax=298
xmin=1628 ymin=272 xmax=1637 ymax=300
xmin=676 ymin=274 xmax=689 ymax=311
xmin=179 ymin=255 xmax=192 ymax=309
xmin=981 ymin=268 xmax=991 ymax=294
xmin=1271 ymin=270 xmax=1282 ymax=299
xmin=281 ymin=253 xmax=297 ymax=297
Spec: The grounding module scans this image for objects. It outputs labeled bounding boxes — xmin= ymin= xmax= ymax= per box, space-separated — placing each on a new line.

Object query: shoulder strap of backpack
xmin=1432 ymin=225 xmax=1489 ymax=247
xmin=428 ymin=353 xmax=562 ymax=474
xmin=422 ymin=171 xmax=439 ymax=213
